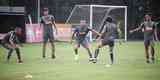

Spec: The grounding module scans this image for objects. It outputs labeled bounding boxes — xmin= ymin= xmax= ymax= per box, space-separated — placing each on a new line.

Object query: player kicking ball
xmin=130 ymin=14 xmax=158 ymax=63
xmin=1 ymin=27 xmax=23 ymax=63
xmin=93 ymin=17 xmax=121 ymax=65
xmin=71 ymin=20 xmax=101 ymax=62
xmin=40 ymin=7 xmax=58 ymax=59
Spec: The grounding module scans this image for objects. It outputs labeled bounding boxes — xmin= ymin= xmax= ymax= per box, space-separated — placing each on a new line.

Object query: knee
xmin=109 ymin=49 xmax=113 ymax=53
xmin=109 ymin=47 xmax=114 ymax=52
xmin=15 ymin=48 xmax=19 ymax=51
xmin=74 ymin=47 xmax=78 ymax=50
xmin=50 ymin=42 xmax=55 ymax=46
xmin=144 ymin=45 xmax=149 ymax=50
xmin=97 ymin=45 xmax=102 ymax=49
xmin=43 ymin=42 xmax=47 ymax=46
xmin=9 ymin=48 xmax=14 ymax=51
xmin=74 ymin=44 xmax=80 ymax=49
xmin=84 ymin=45 xmax=90 ymax=49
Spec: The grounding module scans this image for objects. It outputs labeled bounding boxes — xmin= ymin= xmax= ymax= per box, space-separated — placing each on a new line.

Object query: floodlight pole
xmin=89 ymin=5 xmax=93 ymax=42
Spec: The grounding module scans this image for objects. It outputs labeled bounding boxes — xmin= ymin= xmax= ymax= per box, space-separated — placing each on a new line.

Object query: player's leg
xmin=94 ymin=41 xmax=103 ymax=59
xmin=7 ymin=49 xmax=13 ymax=62
xmin=144 ymin=40 xmax=150 ymax=63
xmin=150 ymin=40 xmax=155 ymax=63
xmin=94 ymin=39 xmax=107 ymax=59
xmin=1 ymin=42 xmax=14 ymax=62
xmin=74 ymin=42 xmax=80 ymax=61
xmin=108 ymin=41 xmax=114 ymax=65
xmin=42 ymin=34 xmax=48 ymax=58
xmin=15 ymin=47 xmax=23 ymax=63
xmin=82 ymin=39 xmax=93 ymax=61
xmin=50 ymin=41 xmax=55 ymax=59
xmin=49 ymin=34 xmax=55 ymax=59
xmin=42 ymin=42 xmax=47 ymax=58
xmin=93 ymin=40 xmax=105 ymax=63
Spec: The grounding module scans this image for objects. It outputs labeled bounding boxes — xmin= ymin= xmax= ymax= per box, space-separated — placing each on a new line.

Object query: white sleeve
xmin=101 ymin=24 xmax=107 ymax=33
xmin=9 ymin=32 xmax=15 ymax=41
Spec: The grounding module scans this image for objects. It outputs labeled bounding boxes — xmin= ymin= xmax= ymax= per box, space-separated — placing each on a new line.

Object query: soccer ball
xmin=105 ymin=64 xmax=111 ymax=68
xmin=25 ymin=74 xmax=33 ymax=79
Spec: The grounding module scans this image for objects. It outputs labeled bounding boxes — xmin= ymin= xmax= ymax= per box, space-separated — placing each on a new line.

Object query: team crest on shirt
xmin=43 ymin=16 xmax=52 ymax=24
xmin=145 ymin=27 xmax=153 ymax=30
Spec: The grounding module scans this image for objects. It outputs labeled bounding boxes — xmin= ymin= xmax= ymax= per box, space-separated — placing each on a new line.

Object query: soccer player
xmin=1 ymin=27 xmax=23 ymax=63
xmin=40 ymin=7 xmax=58 ymax=59
xmin=71 ymin=20 xmax=101 ymax=61
xmin=130 ymin=14 xmax=158 ymax=63
xmin=93 ymin=17 xmax=120 ymax=65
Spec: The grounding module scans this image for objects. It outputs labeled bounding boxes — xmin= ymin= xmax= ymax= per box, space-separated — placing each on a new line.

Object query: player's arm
xmin=51 ymin=16 xmax=58 ymax=34
xmin=129 ymin=23 xmax=144 ymax=33
xmin=87 ymin=27 xmax=101 ymax=36
xmin=40 ymin=17 xmax=44 ymax=27
xmin=71 ymin=30 xmax=77 ymax=43
xmin=52 ymin=21 xmax=58 ymax=34
xmin=90 ymin=29 xmax=102 ymax=36
xmin=129 ymin=26 xmax=142 ymax=33
xmin=154 ymin=23 xmax=158 ymax=41
xmin=116 ymin=22 xmax=123 ymax=44
xmin=95 ymin=24 xmax=107 ymax=40
xmin=9 ymin=33 xmax=17 ymax=48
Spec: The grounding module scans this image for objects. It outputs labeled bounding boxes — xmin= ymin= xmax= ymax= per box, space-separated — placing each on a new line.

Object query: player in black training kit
xmin=40 ymin=7 xmax=58 ymax=59
xmin=1 ymin=27 xmax=23 ymax=63
xmin=71 ymin=20 xmax=101 ymax=61
xmin=93 ymin=17 xmax=120 ymax=65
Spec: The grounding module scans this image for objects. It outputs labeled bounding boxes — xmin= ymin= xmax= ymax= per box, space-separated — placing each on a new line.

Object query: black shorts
xmin=43 ymin=32 xmax=54 ymax=43
xmin=101 ymin=39 xmax=114 ymax=47
xmin=144 ymin=39 xmax=154 ymax=46
xmin=75 ymin=37 xmax=90 ymax=47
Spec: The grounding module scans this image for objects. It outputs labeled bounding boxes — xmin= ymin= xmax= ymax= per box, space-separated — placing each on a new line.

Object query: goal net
xmin=66 ymin=5 xmax=127 ymax=41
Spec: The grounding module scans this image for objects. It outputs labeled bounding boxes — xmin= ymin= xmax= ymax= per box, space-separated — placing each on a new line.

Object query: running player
xmin=1 ymin=27 xmax=23 ymax=63
xmin=40 ymin=7 xmax=58 ymax=59
xmin=93 ymin=17 xmax=120 ymax=65
xmin=130 ymin=14 xmax=158 ymax=63
xmin=71 ymin=20 xmax=101 ymax=61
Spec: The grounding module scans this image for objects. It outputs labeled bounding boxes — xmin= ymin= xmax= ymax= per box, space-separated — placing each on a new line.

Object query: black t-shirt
xmin=40 ymin=15 xmax=55 ymax=33
xmin=101 ymin=22 xmax=118 ymax=40
xmin=2 ymin=31 xmax=19 ymax=44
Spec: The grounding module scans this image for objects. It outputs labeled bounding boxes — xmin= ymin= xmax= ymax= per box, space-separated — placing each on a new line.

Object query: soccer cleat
xmin=74 ymin=55 xmax=79 ymax=61
xmin=89 ymin=58 xmax=94 ymax=62
xmin=52 ymin=55 xmax=56 ymax=59
xmin=18 ymin=60 xmax=23 ymax=64
xmin=151 ymin=58 xmax=155 ymax=63
xmin=92 ymin=58 xmax=97 ymax=63
xmin=42 ymin=55 xmax=46 ymax=59
xmin=105 ymin=64 xmax=111 ymax=67
xmin=146 ymin=59 xmax=150 ymax=64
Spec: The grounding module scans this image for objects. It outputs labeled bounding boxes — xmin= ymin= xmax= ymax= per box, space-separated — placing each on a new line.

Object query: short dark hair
xmin=144 ymin=13 xmax=152 ymax=17
xmin=43 ymin=7 xmax=49 ymax=11
xmin=105 ymin=17 xmax=113 ymax=23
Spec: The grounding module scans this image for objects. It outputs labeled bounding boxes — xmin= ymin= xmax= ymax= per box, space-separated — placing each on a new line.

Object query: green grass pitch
xmin=0 ymin=41 xmax=160 ymax=80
